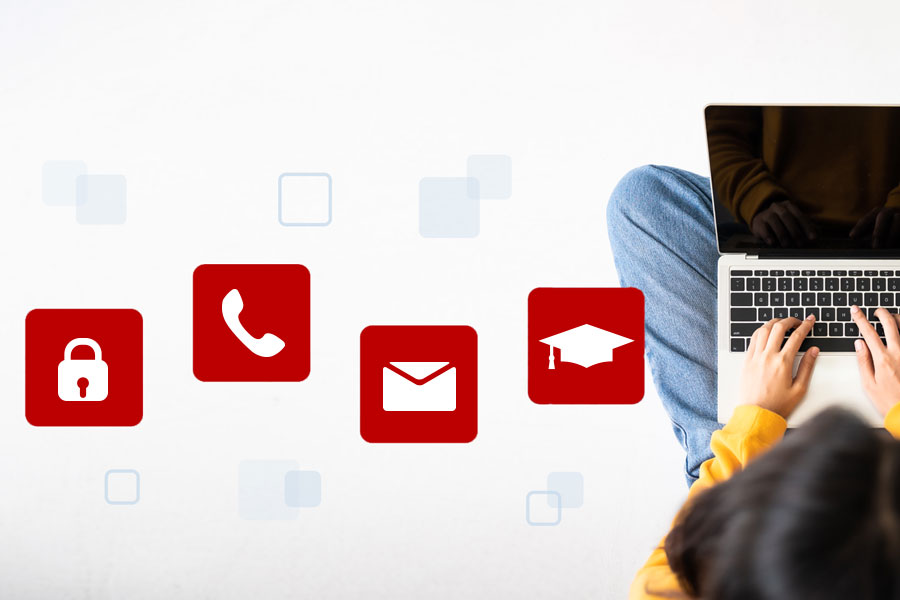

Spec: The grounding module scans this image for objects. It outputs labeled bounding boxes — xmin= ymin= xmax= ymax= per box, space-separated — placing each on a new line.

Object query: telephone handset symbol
xmin=222 ymin=289 xmax=286 ymax=358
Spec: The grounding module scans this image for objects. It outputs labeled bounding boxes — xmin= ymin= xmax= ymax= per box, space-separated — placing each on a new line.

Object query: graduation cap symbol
xmin=539 ymin=324 xmax=634 ymax=369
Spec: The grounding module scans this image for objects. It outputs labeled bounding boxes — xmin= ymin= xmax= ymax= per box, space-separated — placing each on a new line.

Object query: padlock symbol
xmin=57 ymin=338 xmax=109 ymax=402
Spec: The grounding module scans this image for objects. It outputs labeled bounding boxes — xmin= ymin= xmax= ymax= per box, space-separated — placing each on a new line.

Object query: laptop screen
xmin=706 ymin=105 xmax=900 ymax=256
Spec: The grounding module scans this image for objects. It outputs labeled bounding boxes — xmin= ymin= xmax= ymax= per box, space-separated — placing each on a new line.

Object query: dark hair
xmin=663 ymin=407 xmax=900 ymax=599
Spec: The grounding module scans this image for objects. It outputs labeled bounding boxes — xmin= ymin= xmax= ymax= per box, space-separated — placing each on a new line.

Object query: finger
xmin=746 ymin=325 xmax=760 ymax=357
xmin=752 ymin=318 xmax=778 ymax=352
xmin=773 ymin=204 xmax=805 ymax=246
xmin=758 ymin=220 xmax=777 ymax=246
xmin=851 ymin=305 xmax=885 ymax=358
xmin=876 ymin=307 xmax=900 ymax=349
xmin=766 ymin=215 xmax=792 ymax=248
xmin=874 ymin=210 xmax=892 ymax=249
xmin=792 ymin=346 xmax=820 ymax=394
xmin=752 ymin=219 xmax=776 ymax=246
xmin=850 ymin=207 xmax=878 ymax=238
xmin=766 ymin=317 xmax=802 ymax=352
xmin=855 ymin=338 xmax=876 ymax=388
xmin=785 ymin=202 xmax=817 ymax=240
xmin=782 ymin=314 xmax=816 ymax=356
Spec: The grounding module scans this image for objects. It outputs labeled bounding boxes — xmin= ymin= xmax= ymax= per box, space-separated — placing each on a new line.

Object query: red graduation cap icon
xmin=528 ymin=288 xmax=644 ymax=405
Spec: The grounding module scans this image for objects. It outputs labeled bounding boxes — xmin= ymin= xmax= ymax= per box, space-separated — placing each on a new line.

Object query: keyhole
xmin=77 ymin=377 xmax=89 ymax=399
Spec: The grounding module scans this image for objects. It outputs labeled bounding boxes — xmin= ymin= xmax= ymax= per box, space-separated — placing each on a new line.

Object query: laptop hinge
xmin=738 ymin=250 xmax=900 ymax=259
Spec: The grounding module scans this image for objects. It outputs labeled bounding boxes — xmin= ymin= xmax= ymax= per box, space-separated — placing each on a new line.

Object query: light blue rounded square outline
xmin=104 ymin=469 xmax=140 ymax=505
xmin=526 ymin=490 xmax=562 ymax=526
xmin=278 ymin=172 xmax=333 ymax=227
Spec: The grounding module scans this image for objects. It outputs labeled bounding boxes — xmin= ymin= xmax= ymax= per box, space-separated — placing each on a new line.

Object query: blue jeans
xmin=607 ymin=165 xmax=721 ymax=486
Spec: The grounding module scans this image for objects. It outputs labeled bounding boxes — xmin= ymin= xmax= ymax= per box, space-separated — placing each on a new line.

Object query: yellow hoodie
xmin=630 ymin=403 xmax=900 ymax=599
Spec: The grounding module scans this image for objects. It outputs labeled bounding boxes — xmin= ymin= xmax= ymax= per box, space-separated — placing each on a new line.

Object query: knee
xmin=607 ymin=164 xmax=668 ymax=235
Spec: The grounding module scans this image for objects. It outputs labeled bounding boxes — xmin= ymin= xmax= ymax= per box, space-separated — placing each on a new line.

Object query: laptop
xmin=707 ymin=104 xmax=900 ymax=426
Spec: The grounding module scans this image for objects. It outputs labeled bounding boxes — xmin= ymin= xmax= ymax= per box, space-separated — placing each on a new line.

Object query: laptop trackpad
xmin=787 ymin=354 xmax=883 ymax=427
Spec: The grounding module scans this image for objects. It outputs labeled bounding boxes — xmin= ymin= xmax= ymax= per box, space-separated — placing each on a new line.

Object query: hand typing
xmin=851 ymin=305 xmax=900 ymax=416
xmin=739 ymin=315 xmax=820 ymax=419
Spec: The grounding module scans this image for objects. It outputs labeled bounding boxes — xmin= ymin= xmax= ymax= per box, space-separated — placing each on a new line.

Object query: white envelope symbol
xmin=382 ymin=361 xmax=457 ymax=412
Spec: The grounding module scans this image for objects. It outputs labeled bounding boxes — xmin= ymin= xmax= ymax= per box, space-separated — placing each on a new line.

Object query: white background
xmin=1 ymin=1 xmax=898 ymax=597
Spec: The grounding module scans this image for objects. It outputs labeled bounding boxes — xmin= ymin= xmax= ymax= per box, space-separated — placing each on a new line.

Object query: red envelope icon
xmin=360 ymin=325 xmax=477 ymax=443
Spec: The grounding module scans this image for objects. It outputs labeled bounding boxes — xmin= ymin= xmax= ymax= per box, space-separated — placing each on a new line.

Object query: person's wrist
xmin=875 ymin=397 xmax=900 ymax=418
xmin=738 ymin=398 xmax=789 ymax=419
xmin=728 ymin=404 xmax=789 ymax=442
xmin=757 ymin=402 xmax=791 ymax=420
xmin=884 ymin=401 xmax=900 ymax=424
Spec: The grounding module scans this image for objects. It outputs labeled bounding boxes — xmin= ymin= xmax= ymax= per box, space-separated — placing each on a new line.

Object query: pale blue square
xmin=419 ymin=177 xmax=480 ymax=238
xmin=526 ymin=491 xmax=562 ymax=526
xmin=238 ymin=460 xmax=299 ymax=521
xmin=76 ymin=174 xmax=127 ymax=224
xmin=42 ymin=160 xmax=86 ymax=206
xmin=467 ymin=155 xmax=511 ymax=199
xmin=284 ymin=470 xmax=322 ymax=508
xmin=105 ymin=469 xmax=140 ymax=505
xmin=547 ymin=471 xmax=583 ymax=509
xmin=278 ymin=172 xmax=333 ymax=226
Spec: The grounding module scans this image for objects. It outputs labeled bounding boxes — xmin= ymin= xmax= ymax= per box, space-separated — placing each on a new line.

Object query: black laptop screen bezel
xmin=705 ymin=104 xmax=900 ymax=259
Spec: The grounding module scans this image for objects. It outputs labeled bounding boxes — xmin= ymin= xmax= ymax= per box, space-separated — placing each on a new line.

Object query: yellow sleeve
xmin=884 ymin=403 xmax=900 ymax=438
xmin=884 ymin=185 xmax=900 ymax=208
xmin=629 ymin=406 xmax=787 ymax=599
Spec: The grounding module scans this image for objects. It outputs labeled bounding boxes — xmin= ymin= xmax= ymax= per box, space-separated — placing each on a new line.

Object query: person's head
xmin=664 ymin=407 xmax=900 ymax=599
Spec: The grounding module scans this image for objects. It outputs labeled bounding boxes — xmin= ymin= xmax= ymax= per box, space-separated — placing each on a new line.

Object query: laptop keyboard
xmin=729 ymin=268 xmax=900 ymax=352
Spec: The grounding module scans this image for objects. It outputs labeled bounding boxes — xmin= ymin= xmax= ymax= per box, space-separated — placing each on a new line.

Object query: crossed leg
xmin=607 ymin=165 xmax=722 ymax=485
